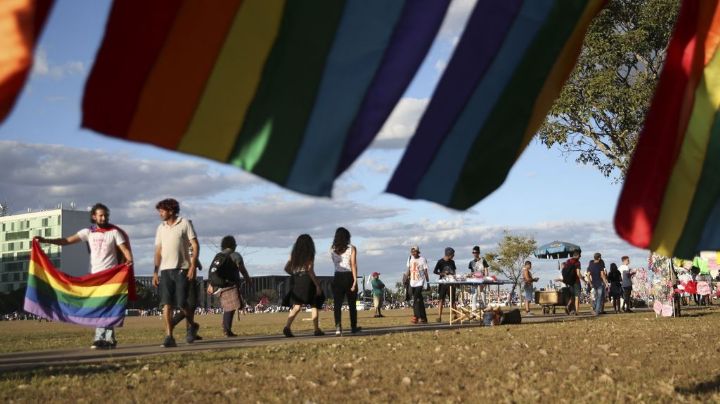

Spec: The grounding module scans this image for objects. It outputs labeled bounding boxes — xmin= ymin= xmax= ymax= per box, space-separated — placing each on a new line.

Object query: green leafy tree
xmin=488 ymin=232 xmax=537 ymax=301
xmin=539 ymin=0 xmax=680 ymax=179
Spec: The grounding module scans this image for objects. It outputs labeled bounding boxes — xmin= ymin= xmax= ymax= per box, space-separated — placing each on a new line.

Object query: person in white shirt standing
xmin=619 ymin=256 xmax=636 ymax=313
xmin=153 ymin=198 xmax=200 ymax=348
xmin=406 ymin=246 xmax=429 ymax=324
xmin=36 ymin=203 xmax=133 ymax=349
xmin=468 ymin=245 xmax=489 ymax=310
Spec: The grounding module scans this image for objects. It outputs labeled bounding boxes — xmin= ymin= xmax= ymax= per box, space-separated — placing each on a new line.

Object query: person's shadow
xmin=675 ymin=375 xmax=720 ymax=395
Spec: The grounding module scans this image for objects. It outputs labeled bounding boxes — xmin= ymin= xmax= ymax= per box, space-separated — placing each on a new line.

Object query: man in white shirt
xmin=37 ymin=203 xmax=132 ymax=349
xmin=153 ymin=198 xmax=200 ymax=348
xmin=406 ymin=246 xmax=429 ymax=324
xmin=619 ymin=256 xmax=636 ymax=313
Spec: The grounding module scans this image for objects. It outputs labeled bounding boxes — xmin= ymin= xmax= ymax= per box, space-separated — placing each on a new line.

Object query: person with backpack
xmin=562 ymin=250 xmax=583 ymax=315
xmin=330 ymin=227 xmax=361 ymax=336
xmin=283 ymin=234 xmax=324 ymax=337
xmin=206 ymin=235 xmax=252 ymax=337
xmin=370 ymin=272 xmax=385 ymax=318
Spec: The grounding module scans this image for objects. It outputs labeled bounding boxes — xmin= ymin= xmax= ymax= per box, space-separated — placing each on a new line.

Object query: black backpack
xmin=562 ymin=260 xmax=578 ymax=285
xmin=208 ymin=252 xmax=237 ymax=288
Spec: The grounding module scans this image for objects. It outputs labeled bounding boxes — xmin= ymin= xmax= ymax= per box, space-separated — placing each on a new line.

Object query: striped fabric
xmin=82 ymin=0 xmax=449 ymax=196
xmin=387 ymin=0 xmax=606 ymax=209
xmin=24 ymin=240 xmax=136 ymax=327
xmin=615 ymin=0 xmax=720 ymax=259
xmin=0 ymin=0 xmax=53 ymax=122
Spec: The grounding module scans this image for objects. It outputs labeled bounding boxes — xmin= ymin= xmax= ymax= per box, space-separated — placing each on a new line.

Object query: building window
xmin=42 ymin=218 xmax=49 ymax=227
xmin=7 ymin=243 xmax=14 ymax=252
xmin=44 ymin=228 xmax=52 ymax=237
xmin=12 ymin=273 xmax=20 ymax=282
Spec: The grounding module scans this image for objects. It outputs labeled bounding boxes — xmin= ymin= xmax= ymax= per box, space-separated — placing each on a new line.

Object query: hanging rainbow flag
xmin=0 ymin=0 xmax=53 ymax=122
xmin=387 ymin=0 xmax=605 ymax=209
xmin=615 ymin=0 xmax=720 ymax=259
xmin=82 ymin=0 xmax=449 ymax=196
xmin=24 ymin=240 xmax=136 ymax=327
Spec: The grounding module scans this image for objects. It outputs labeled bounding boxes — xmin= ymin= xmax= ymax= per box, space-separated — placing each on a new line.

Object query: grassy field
xmin=1 ymin=307 xmax=719 ymax=402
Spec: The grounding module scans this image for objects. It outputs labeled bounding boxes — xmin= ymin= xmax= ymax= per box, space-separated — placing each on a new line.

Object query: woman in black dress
xmin=607 ymin=263 xmax=623 ymax=314
xmin=283 ymin=234 xmax=324 ymax=337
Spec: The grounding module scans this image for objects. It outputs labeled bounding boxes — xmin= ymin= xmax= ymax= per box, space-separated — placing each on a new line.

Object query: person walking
xmin=619 ymin=256 xmax=635 ymax=312
xmin=330 ymin=227 xmax=361 ymax=336
xmin=407 ymin=246 xmax=429 ymax=324
xmin=434 ymin=247 xmax=457 ymax=323
xmin=468 ymin=245 xmax=489 ymax=311
xmin=282 ymin=234 xmax=324 ymax=337
xmin=522 ymin=261 xmax=539 ymax=316
xmin=36 ymin=203 xmax=133 ymax=349
xmin=206 ymin=235 xmax=252 ymax=337
xmin=370 ymin=272 xmax=385 ymax=318
xmin=607 ymin=263 xmax=623 ymax=313
xmin=563 ymin=250 xmax=583 ymax=315
xmin=153 ymin=198 xmax=200 ymax=348
xmin=587 ymin=253 xmax=609 ymax=315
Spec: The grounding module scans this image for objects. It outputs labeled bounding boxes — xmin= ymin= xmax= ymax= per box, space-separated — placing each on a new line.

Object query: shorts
xmin=438 ymin=284 xmax=457 ymax=301
xmin=159 ymin=269 xmax=189 ymax=307
xmin=569 ymin=282 xmax=581 ymax=298
xmin=523 ymin=284 xmax=534 ymax=301
xmin=373 ymin=295 xmax=383 ymax=308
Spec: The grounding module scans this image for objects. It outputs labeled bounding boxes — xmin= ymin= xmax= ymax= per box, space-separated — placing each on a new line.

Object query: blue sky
xmin=0 ymin=0 xmax=649 ymax=289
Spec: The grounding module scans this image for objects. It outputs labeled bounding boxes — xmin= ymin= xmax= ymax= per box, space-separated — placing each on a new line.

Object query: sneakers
xmin=350 ymin=327 xmax=362 ymax=334
xmin=314 ymin=329 xmax=325 ymax=336
xmin=186 ymin=322 xmax=200 ymax=344
xmin=419 ymin=318 xmax=427 ymax=324
xmin=90 ymin=340 xmax=108 ymax=350
xmin=283 ymin=327 xmax=294 ymax=338
xmin=161 ymin=335 xmax=177 ymax=348
xmin=335 ymin=326 xmax=342 ymax=336
xmin=410 ymin=317 xmax=418 ymax=324
xmin=525 ymin=312 xmax=534 ymax=316
xmin=224 ymin=331 xmax=237 ymax=338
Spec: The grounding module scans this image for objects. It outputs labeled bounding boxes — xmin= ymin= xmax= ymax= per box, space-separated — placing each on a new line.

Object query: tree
xmin=538 ymin=0 xmax=680 ymax=179
xmin=488 ymin=232 xmax=537 ymax=302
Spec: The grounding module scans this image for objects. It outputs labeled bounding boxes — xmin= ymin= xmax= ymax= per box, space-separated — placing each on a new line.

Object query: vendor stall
xmin=432 ymin=276 xmax=514 ymax=325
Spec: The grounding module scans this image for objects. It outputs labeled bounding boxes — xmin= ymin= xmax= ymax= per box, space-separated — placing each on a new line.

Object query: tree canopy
xmin=538 ymin=0 xmax=680 ymax=179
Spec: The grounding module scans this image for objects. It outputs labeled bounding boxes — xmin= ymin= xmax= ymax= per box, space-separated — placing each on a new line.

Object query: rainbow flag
xmin=82 ymin=0 xmax=449 ymax=196
xmin=24 ymin=240 xmax=136 ymax=327
xmin=0 ymin=0 xmax=53 ymax=122
xmin=615 ymin=0 xmax=720 ymax=259
xmin=387 ymin=0 xmax=605 ymax=209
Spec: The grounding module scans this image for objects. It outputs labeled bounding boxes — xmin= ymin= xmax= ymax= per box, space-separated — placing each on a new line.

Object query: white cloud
xmin=437 ymin=0 xmax=477 ymax=41
xmin=372 ymin=97 xmax=429 ymax=149
xmin=434 ymin=59 xmax=448 ymax=74
xmin=32 ymin=49 xmax=85 ymax=79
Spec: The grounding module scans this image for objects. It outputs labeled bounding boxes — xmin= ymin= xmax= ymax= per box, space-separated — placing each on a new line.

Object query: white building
xmin=0 ymin=209 xmax=89 ymax=293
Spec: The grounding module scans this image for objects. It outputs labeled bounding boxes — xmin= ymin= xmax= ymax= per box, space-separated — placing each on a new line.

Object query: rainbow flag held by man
xmin=615 ymin=0 xmax=720 ymax=259
xmin=24 ymin=240 xmax=136 ymax=328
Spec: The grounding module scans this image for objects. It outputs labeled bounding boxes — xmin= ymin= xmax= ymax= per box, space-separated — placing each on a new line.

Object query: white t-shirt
xmin=408 ymin=256 xmax=428 ymax=287
xmin=76 ymin=227 xmax=126 ymax=273
xmin=155 ymin=217 xmax=197 ymax=270
xmin=620 ymin=264 xmax=632 ymax=287
xmin=331 ymin=245 xmax=353 ymax=272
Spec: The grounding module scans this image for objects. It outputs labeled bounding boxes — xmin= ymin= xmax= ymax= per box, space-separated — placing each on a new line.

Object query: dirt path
xmin=0 ymin=312 xmax=597 ymax=372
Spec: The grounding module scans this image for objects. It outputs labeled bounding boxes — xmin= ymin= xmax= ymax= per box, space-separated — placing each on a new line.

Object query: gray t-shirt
xmin=155 ymin=217 xmax=197 ymax=270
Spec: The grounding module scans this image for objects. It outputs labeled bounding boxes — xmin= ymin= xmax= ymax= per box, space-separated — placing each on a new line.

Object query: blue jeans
xmin=95 ymin=327 xmax=115 ymax=343
xmin=593 ymin=286 xmax=605 ymax=314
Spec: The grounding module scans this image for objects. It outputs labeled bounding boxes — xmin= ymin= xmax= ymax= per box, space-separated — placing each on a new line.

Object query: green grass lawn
xmin=0 ymin=307 xmax=719 ymax=402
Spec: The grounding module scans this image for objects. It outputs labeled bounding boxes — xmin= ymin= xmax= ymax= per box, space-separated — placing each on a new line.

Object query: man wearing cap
xmin=370 ymin=272 xmax=385 ymax=318
xmin=406 ymin=246 xmax=429 ymax=324
xmin=434 ymin=247 xmax=457 ymax=323
xmin=468 ymin=246 xmax=490 ymax=311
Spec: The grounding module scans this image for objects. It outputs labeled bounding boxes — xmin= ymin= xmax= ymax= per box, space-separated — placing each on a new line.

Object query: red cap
xmin=371 ymin=272 xmax=380 ymax=277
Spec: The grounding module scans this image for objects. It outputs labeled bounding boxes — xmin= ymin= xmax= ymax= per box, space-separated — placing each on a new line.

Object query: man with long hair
xmin=36 ymin=203 xmax=133 ymax=349
xmin=153 ymin=198 xmax=200 ymax=347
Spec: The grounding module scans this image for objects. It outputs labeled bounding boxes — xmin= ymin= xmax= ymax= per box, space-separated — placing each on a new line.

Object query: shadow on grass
xmin=675 ymin=375 xmax=720 ymax=396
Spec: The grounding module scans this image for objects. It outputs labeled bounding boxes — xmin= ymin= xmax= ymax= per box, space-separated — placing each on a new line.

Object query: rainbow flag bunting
xmin=82 ymin=0 xmax=449 ymax=197
xmin=24 ymin=240 xmax=136 ymax=328
xmin=387 ymin=0 xmax=605 ymax=209
xmin=0 ymin=0 xmax=53 ymax=122
xmin=615 ymin=0 xmax=720 ymax=259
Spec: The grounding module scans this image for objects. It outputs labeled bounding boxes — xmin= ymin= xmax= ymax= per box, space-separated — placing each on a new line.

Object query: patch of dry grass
xmin=1 ymin=308 xmax=719 ymax=402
